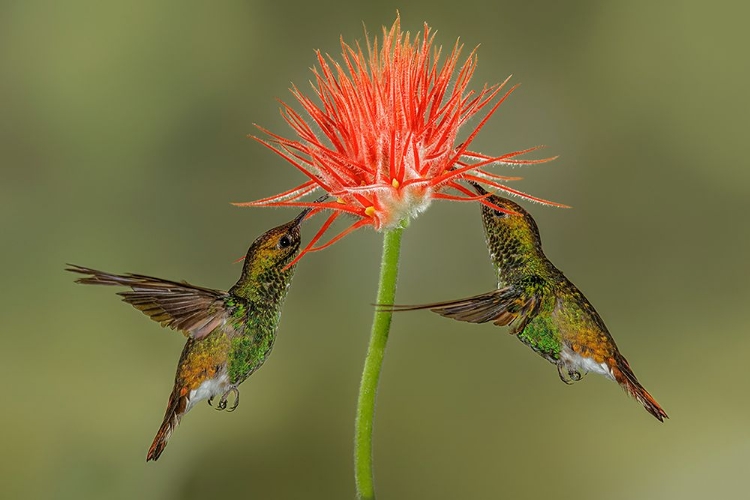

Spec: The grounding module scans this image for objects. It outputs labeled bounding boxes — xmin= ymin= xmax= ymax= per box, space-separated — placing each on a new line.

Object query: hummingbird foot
xmin=557 ymin=363 xmax=583 ymax=385
xmin=215 ymin=386 xmax=240 ymax=412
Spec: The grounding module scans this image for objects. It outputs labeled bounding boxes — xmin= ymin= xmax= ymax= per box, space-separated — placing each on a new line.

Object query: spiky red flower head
xmin=237 ymin=16 xmax=560 ymax=262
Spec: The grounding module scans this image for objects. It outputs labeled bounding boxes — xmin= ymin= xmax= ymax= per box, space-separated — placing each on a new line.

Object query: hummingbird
xmin=388 ymin=183 xmax=668 ymax=421
xmin=67 ymin=209 xmax=311 ymax=461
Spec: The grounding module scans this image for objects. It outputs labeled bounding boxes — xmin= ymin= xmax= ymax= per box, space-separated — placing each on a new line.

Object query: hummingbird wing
xmin=386 ymin=286 xmax=540 ymax=331
xmin=67 ymin=264 xmax=232 ymax=340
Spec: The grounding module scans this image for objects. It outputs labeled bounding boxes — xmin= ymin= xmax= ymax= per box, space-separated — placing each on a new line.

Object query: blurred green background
xmin=3 ymin=1 xmax=749 ymax=498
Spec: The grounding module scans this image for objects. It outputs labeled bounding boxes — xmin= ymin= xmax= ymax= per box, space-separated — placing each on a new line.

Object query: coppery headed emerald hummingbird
xmin=389 ymin=183 xmax=668 ymax=421
xmin=67 ymin=209 xmax=311 ymax=460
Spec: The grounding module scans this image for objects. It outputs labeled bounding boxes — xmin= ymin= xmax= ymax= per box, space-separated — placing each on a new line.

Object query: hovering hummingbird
xmin=67 ymin=209 xmax=311 ymax=461
xmin=388 ymin=183 xmax=668 ymax=421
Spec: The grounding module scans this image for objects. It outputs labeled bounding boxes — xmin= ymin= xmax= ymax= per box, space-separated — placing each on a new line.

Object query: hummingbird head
xmin=243 ymin=208 xmax=310 ymax=272
xmin=230 ymin=207 xmax=313 ymax=300
xmin=469 ymin=181 xmax=543 ymax=252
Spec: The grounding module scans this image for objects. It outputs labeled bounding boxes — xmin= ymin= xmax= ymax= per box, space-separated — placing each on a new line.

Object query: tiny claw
xmin=207 ymin=396 xmax=214 ymax=407
xmin=216 ymin=386 xmax=240 ymax=412
xmin=557 ymin=364 xmax=574 ymax=385
xmin=557 ymin=363 xmax=584 ymax=384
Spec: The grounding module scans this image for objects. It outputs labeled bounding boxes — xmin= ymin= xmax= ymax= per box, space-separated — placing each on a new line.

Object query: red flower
xmin=237 ymin=16 xmax=560 ymax=263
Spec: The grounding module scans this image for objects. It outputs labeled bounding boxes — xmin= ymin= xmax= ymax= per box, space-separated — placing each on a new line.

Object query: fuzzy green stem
xmin=354 ymin=225 xmax=405 ymax=500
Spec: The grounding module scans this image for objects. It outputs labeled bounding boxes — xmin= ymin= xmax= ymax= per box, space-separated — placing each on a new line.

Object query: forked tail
xmin=146 ymin=389 xmax=188 ymax=461
xmin=612 ymin=355 xmax=668 ymax=422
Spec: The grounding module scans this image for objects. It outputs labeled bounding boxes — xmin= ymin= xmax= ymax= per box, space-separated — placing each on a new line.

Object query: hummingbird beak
xmin=292 ymin=194 xmax=330 ymax=225
xmin=467 ymin=180 xmax=488 ymax=196
xmin=293 ymin=208 xmax=312 ymax=225
xmin=312 ymin=193 xmax=330 ymax=204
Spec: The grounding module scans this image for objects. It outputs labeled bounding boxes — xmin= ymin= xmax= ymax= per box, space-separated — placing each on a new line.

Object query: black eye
xmin=494 ymin=210 xmax=507 ymax=218
xmin=279 ymin=235 xmax=292 ymax=248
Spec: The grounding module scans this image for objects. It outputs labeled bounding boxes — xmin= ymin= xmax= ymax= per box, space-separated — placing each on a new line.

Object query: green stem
xmin=354 ymin=225 xmax=405 ymax=500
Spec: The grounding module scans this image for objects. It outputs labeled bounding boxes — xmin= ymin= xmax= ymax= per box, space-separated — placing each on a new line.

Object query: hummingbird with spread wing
xmin=67 ymin=209 xmax=311 ymax=460
xmin=388 ymin=183 xmax=667 ymax=421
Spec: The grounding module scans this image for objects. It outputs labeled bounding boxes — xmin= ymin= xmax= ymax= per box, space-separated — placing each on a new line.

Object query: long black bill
xmin=466 ymin=180 xmax=488 ymax=196
xmin=292 ymin=193 xmax=330 ymax=224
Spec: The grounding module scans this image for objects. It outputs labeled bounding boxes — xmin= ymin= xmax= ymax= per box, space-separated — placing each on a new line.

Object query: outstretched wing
xmin=67 ymin=264 xmax=233 ymax=340
xmin=385 ymin=286 xmax=541 ymax=333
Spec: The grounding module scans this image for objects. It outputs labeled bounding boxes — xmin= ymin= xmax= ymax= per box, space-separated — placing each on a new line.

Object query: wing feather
xmin=385 ymin=286 xmax=539 ymax=331
xmin=67 ymin=264 xmax=232 ymax=340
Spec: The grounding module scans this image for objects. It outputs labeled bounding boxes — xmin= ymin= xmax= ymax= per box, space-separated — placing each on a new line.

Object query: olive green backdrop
xmin=2 ymin=1 xmax=748 ymax=499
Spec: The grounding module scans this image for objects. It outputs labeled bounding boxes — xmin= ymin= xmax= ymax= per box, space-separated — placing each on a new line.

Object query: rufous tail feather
xmin=611 ymin=355 xmax=668 ymax=422
xmin=146 ymin=390 xmax=188 ymax=461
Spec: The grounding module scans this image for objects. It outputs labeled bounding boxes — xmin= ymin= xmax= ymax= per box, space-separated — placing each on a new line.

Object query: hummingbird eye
xmin=278 ymin=235 xmax=292 ymax=249
xmin=494 ymin=210 xmax=507 ymax=218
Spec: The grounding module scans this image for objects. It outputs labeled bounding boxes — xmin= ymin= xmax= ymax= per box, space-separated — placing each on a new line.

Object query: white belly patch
xmin=187 ymin=374 xmax=230 ymax=411
xmin=560 ymin=346 xmax=614 ymax=380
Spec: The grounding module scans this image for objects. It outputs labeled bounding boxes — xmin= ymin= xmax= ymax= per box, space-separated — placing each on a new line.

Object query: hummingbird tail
xmin=146 ymin=390 xmax=188 ymax=462
xmin=611 ymin=355 xmax=668 ymax=422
